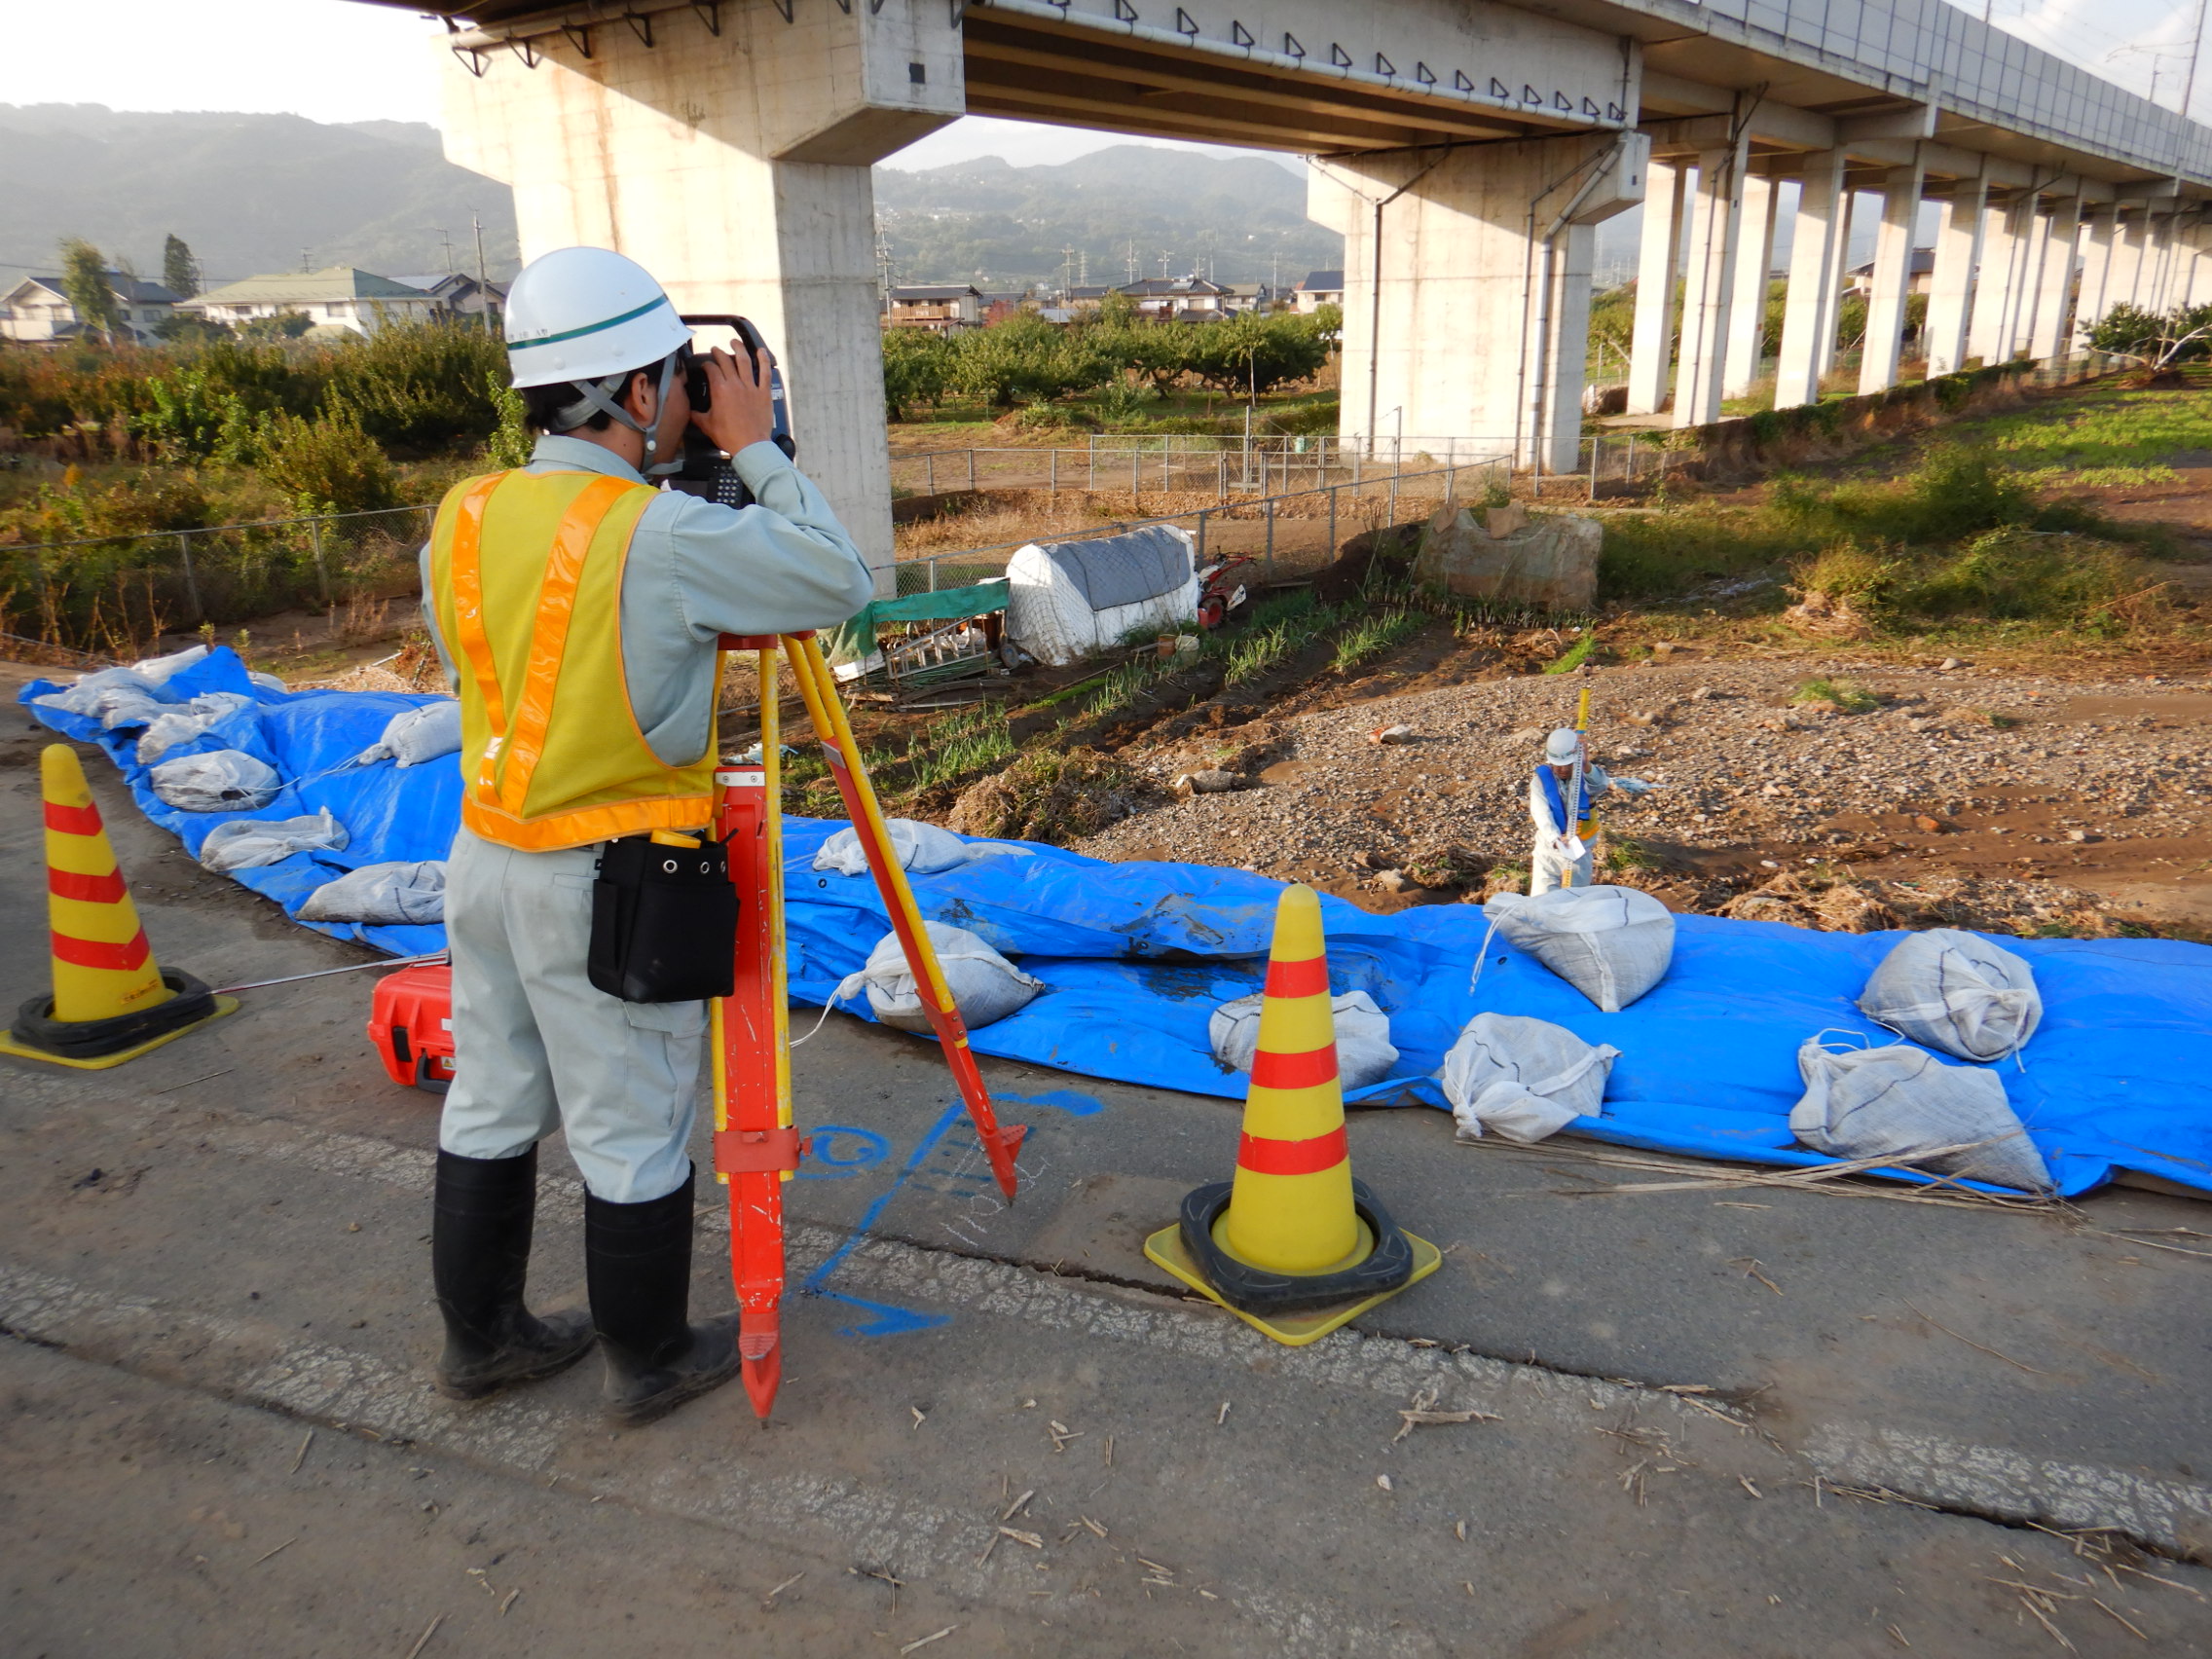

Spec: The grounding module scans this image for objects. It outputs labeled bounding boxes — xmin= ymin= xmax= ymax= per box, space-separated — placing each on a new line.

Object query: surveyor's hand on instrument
xmin=692 ymin=343 xmax=777 ymax=458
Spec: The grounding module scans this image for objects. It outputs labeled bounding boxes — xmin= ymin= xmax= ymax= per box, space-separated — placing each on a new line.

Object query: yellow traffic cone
xmin=1144 ymin=884 xmax=1439 ymax=1346
xmin=0 ymin=745 xmax=235 ymax=1069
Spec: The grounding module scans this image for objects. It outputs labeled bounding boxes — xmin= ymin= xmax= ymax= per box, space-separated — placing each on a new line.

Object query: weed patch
xmin=1332 ymin=608 xmax=1422 ymax=671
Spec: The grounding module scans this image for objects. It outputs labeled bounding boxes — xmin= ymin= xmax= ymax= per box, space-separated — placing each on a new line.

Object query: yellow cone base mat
xmin=1143 ymin=1222 xmax=1442 ymax=1347
xmin=0 ymin=996 xmax=237 ymax=1071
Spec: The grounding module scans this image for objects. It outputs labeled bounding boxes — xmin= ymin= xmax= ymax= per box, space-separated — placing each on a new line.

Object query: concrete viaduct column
xmin=1923 ymin=175 xmax=1987 ymax=376
xmin=1674 ymin=136 xmax=1750 ymax=427
xmin=2005 ymin=204 xmax=2052 ymax=359
xmin=439 ymin=3 xmax=963 ymax=594
xmin=1625 ymin=160 xmax=1687 ymax=416
xmin=2108 ymin=207 xmax=2150 ymax=311
xmin=2028 ymin=197 xmax=2083 ymax=359
xmin=1858 ymin=158 xmax=1927 ymax=394
xmin=1722 ymin=172 xmax=1781 ymax=398
xmin=1312 ymin=134 xmax=1641 ymax=472
xmin=1968 ymin=193 xmax=2027 ymax=364
xmin=2074 ymin=203 xmax=2120 ymax=344
xmin=1774 ymin=153 xmax=1847 ymax=410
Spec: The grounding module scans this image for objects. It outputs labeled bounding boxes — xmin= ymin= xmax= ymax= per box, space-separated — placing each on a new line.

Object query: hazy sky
xmin=2 ymin=0 xmax=2204 ymax=147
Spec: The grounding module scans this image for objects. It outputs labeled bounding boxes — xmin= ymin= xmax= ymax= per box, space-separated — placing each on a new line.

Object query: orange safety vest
xmin=426 ymin=468 xmax=717 ymax=851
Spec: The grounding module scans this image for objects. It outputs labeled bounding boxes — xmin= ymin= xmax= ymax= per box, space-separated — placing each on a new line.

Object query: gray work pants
xmin=439 ymin=826 xmax=704 ymax=1203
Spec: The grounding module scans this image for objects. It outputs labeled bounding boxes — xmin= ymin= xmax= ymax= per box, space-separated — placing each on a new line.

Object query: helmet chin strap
xmin=551 ymin=350 xmax=683 ymax=476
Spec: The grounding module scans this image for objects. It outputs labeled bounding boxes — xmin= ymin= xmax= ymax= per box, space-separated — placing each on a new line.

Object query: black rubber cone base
xmin=1142 ymin=1177 xmax=1441 ymax=1348
xmin=0 ymin=969 xmax=235 ymax=1070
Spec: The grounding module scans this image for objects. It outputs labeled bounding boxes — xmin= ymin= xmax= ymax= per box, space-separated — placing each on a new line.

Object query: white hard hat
xmin=1544 ymin=727 xmax=1582 ymax=763
xmin=502 ymin=246 xmax=692 ymax=388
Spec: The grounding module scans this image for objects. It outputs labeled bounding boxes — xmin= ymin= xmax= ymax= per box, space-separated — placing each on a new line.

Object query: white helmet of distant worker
xmin=503 ymin=246 xmax=694 ymax=470
xmin=1544 ymin=727 xmax=1582 ymax=765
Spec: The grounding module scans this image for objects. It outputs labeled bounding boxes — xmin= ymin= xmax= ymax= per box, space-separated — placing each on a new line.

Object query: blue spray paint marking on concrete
xmin=793 ymin=1124 xmax=891 ymax=1181
xmin=991 ymin=1087 xmax=1106 ymax=1119
xmin=799 ymin=1098 xmax=968 ymax=1301
xmin=815 ymin=1291 xmax=952 ymax=1339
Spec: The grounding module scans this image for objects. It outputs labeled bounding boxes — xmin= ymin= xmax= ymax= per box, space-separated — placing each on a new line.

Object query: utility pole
xmin=2185 ymin=0 xmax=2211 ymax=120
xmin=299 ymin=246 xmax=311 ymax=273
xmin=472 ymin=211 xmax=497 ymax=326
xmin=436 ymin=229 xmax=457 ymax=274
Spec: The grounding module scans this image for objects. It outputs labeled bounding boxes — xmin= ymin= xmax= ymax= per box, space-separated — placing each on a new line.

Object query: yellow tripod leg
xmin=783 ymin=632 xmax=1025 ymax=1200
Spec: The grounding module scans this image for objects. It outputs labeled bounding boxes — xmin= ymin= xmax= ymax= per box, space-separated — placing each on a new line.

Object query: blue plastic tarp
xmin=23 ymin=656 xmax=2212 ymax=1199
xmin=21 ymin=649 xmax=455 ymax=957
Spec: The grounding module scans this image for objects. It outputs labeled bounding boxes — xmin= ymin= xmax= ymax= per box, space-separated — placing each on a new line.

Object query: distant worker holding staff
xmin=1527 ymin=726 xmax=1655 ymax=894
xmin=417 ymin=247 xmax=873 ymax=1424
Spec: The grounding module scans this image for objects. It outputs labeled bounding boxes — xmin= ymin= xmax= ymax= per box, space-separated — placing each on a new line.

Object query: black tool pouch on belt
xmin=588 ymin=836 xmax=739 ymax=1004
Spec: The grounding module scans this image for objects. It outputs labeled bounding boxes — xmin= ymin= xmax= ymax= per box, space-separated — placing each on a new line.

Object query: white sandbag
xmin=1859 ymin=929 xmax=2041 ymax=1062
xmin=134 ymin=692 xmax=254 ymax=763
xmin=1791 ymin=1035 xmax=2052 ymax=1193
xmin=34 ymin=667 xmax=173 ymax=730
xmin=200 ymin=808 xmax=349 ymax=872
xmin=812 ymin=819 xmax=1033 ymax=877
xmin=129 ymin=644 xmax=210 ymax=684
xmin=832 ymin=920 xmax=1045 ymax=1034
xmin=352 ymin=699 xmax=462 ymax=768
xmin=1483 ymin=884 xmax=1674 ymax=1012
xmin=147 ymin=749 xmax=280 ymax=813
xmin=298 ymin=860 xmax=447 ymax=927
xmin=1440 ymin=1013 xmax=1619 ymax=1144
xmin=1208 ymin=989 xmax=1400 ymax=1090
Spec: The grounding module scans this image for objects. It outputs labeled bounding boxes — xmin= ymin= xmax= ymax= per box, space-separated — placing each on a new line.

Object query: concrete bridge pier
xmin=1721 ymin=170 xmax=1782 ymax=399
xmin=1968 ymin=191 xmax=2029 ymax=363
xmin=438 ymin=3 xmax=963 ymax=593
xmin=2028 ymin=197 xmax=2084 ymax=360
xmin=1924 ymin=173 xmax=1988 ymax=376
xmin=1772 ymin=151 xmax=1849 ymax=410
xmin=1857 ymin=159 xmax=1927 ymax=393
xmin=1672 ymin=136 xmax=1750 ymax=426
xmin=1310 ymin=132 xmax=1643 ymax=472
xmin=2075 ymin=203 xmax=2121 ymax=346
xmin=1624 ymin=159 xmax=1686 ymax=416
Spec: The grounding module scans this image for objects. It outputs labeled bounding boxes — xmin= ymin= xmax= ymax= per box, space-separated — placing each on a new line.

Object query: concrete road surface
xmin=2 ymin=716 xmax=2207 ymax=1658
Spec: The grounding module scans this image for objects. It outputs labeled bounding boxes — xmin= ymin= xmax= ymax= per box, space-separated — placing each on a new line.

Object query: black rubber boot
xmin=430 ymin=1146 xmax=594 ymax=1401
xmin=584 ymin=1164 xmax=739 ymax=1427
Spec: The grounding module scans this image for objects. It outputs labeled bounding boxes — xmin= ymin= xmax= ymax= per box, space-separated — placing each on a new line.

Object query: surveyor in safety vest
xmin=417 ymin=246 xmax=872 ymax=1425
xmin=1526 ymin=727 xmax=1654 ymax=895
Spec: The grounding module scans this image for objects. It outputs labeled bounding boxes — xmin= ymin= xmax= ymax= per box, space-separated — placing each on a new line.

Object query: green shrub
xmin=258 ymin=397 xmax=399 ymax=515
xmin=324 ymin=321 xmax=509 ymax=456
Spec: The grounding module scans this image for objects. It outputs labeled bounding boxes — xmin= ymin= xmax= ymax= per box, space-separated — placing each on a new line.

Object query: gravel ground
xmin=1072 ymin=653 xmax=2212 ymax=936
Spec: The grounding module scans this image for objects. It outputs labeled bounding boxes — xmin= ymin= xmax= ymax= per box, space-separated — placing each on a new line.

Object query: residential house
xmin=1293 ymin=269 xmax=1345 ymax=313
xmin=392 ymin=272 xmax=505 ymax=321
xmin=1844 ymin=249 xmax=1936 ymax=298
xmin=977 ymin=289 xmax=1028 ymax=325
xmin=177 ymin=268 xmax=438 ymax=337
xmin=0 ymin=272 xmax=181 ymax=344
xmin=1117 ymin=276 xmax=1231 ymax=319
xmin=1061 ymin=285 xmax=1117 ymax=313
xmin=884 ymin=284 xmax=982 ymax=331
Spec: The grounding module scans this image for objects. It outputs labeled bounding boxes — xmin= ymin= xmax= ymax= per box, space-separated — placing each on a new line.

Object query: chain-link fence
xmin=891 ymin=456 xmax=1512 ymax=597
xmin=889 ymin=433 xmax=1509 ymax=501
xmin=2 ymin=504 xmax=434 ymax=654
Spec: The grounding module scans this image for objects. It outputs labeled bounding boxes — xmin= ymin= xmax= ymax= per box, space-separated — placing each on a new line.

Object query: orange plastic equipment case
xmin=368 ymin=962 xmax=458 ymax=1092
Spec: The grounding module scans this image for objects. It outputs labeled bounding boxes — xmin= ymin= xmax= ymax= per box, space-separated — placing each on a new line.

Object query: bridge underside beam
xmin=960 ymin=12 xmax=1600 ymax=154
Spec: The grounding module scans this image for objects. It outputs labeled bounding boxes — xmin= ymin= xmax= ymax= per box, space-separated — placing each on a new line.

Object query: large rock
xmin=1412 ymin=502 xmax=1603 ymax=611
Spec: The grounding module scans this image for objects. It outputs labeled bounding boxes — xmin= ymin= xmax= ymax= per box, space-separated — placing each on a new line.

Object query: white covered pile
xmin=1004 ymin=525 xmax=1198 ymax=667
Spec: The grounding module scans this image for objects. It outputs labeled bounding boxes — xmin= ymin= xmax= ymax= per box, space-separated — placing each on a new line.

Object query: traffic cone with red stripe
xmin=0 ymin=745 xmax=235 ymax=1069
xmin=1144 ymin=883 xmax=1439 ymax=1346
